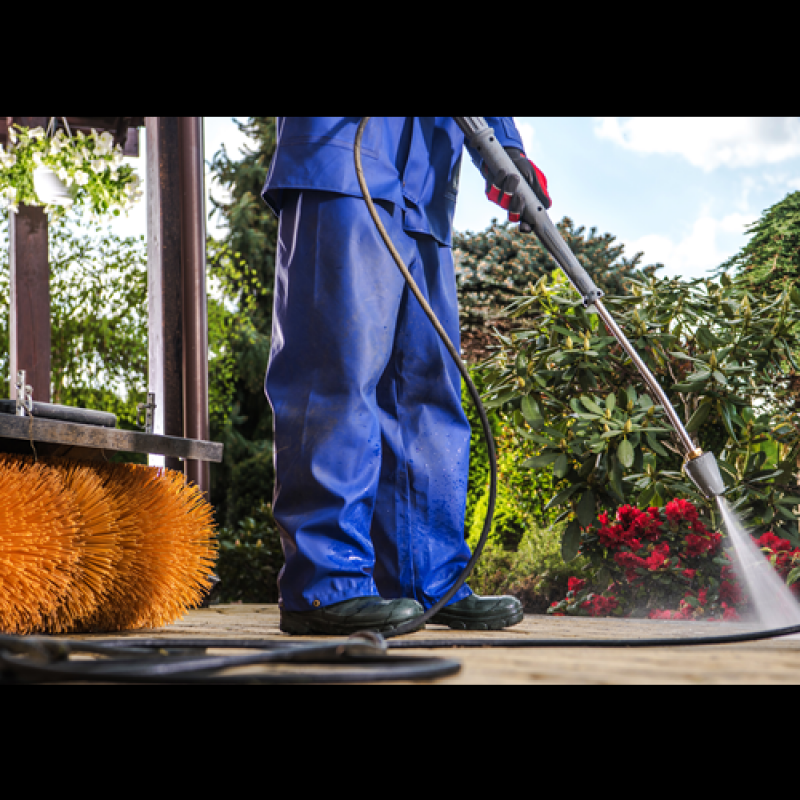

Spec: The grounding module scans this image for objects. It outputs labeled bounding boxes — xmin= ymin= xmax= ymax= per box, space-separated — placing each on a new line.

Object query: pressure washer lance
xmin=452 ymin=117 xmax=725 ymax=502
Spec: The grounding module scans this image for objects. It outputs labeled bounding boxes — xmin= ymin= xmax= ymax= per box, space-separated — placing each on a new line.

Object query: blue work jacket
xmin=261 ymin=117 xmax=525 ymax=247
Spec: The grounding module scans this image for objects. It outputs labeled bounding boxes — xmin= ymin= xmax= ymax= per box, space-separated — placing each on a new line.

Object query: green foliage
xmin=0 ymin=208 xmax=149 ymax=453
xmin=48 ymin=212 xmax=148 ymax=425
xmin=214 ymin=500 xmax=284 ymax=603
xmin=464 ymin=400 xmax=558 ymax=552
xmin=715 ymin=190 xmax=800 ymax=296
xmin=206 ymin=118 xmax=278 ymax=528
xmin=454 ymin=217 xmax=660 ymax=361
xmin=206 ymin=236 xmax=269 ymax=436
xmin=478 ymin=268 xmax=800 ymax=557
xmin=466 ymin=521 xmax=589 ymax=613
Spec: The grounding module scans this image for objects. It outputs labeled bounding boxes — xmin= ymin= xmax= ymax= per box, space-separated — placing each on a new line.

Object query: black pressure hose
xmin=352 ymin=117 xmax=497 ymax=639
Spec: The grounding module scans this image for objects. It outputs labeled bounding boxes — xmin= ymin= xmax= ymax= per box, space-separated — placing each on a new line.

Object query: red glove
xmin=481 ymin=147 xmax=551 ymax=232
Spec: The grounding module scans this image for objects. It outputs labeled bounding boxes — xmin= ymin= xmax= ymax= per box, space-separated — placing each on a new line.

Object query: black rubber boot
xmin=428 ymin=593 xmax=523 ymax=630
xmin=279 ymin=596 xmax=425 ymax=635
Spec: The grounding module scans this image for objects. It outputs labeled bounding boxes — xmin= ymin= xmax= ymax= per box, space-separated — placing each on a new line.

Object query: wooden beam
xmin=9 ymin=115 xmax=51 ymax=404
xmin=179 ymin=117 xmax=210 ymax=497
xmin=0 ymin=413 xmax=223 ymax=463
xmin=146 ymin=117 xmax=184 ymax=473
xmin=0 ymin=117 xmax=143 ymax=155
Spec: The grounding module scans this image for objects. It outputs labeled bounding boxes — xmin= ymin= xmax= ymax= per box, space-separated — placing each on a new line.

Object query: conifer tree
xmin=716 ymin=190 xmax=800 ymax=295
xmin=454 ymin=217 xmax=660 ymax=361
xmin=206 ymin=117 xmax=278 ymax=527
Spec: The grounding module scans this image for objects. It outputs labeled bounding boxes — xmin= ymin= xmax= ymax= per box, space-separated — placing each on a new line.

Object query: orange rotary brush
xmin=0 ymin=455 xmax=218 ymax=636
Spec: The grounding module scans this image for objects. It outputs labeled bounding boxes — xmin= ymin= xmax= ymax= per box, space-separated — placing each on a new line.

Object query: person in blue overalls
xmin=261 ymin=117 xmax=552 ymax=635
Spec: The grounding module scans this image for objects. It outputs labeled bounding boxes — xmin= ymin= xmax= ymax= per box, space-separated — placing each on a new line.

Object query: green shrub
xmin=214 ymin=500 xmax=284 ymax=603
xmin=466 ymin=521 xmax=588 ymax=613
xmin=463 ymin=373 xmax=559 ymax=552
xmin=477 ymin=269 xmax=800 ymax=562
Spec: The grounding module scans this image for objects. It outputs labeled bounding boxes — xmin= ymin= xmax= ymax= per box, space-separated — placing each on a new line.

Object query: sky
xmin=104 ymin=117 xmax=800 ymax=283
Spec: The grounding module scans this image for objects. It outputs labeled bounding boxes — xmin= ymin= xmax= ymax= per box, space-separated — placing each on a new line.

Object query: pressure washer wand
xmin=454 ymin=117 xmax=724 ymax=499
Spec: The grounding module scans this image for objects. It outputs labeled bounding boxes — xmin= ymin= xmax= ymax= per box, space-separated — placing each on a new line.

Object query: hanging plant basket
xmin=32 ymin=165 xmax=75 ymax=208
xmin=0 ymin=121 xmax=142 ymax=220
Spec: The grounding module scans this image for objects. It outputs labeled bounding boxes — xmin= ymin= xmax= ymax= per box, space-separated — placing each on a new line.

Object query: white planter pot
xmin=32 ymin=166 xmax=74 ymax=207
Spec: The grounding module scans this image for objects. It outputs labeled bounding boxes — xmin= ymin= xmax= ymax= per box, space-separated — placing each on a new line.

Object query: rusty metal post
xmin=178 ymin=117 xmax=210 ymax=496
xmin=146 ymin=116 xmax=183 ymax=473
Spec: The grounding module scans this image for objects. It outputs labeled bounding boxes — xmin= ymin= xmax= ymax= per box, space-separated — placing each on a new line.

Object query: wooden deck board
xmin=61 ymin=604 xmax=800 ymax=684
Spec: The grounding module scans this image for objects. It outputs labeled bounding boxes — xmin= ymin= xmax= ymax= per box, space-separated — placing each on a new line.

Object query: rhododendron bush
xmin=547 ymin=499 xmax=800 ymax=620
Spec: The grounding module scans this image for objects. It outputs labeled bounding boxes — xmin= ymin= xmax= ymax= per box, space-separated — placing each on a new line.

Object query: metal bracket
xmin=45 ymin=117 xmax=73 ymax=139
xmin=15 ymin=371 xmax=33 ymax=417
xmin=136 ymin=392 xmax=156 ymax=434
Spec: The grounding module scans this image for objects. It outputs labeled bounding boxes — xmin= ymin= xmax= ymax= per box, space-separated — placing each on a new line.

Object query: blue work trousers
xmin=266 ymin=190 xmax=474 ymax=612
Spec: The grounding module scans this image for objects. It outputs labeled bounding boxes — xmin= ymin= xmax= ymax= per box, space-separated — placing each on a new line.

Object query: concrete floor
xmin=62 ymin=604 xmax=800 ymax=684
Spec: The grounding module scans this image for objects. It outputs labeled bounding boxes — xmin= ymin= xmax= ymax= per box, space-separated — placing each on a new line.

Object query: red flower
xmin=645 ymin=542 xmax=670 ymax=571
xmin=648 ymin=609 xmax=674 ymax=620
xmin=721 ymin=579 xmax=744 ymax=606
xmin=614 ymin=551 xmax=648 ymax=571
xmin=686 ymin=532 xmax=716 ymax=557
xmin=682 ymin=568 xmax=696 ymax=580
xmin=757 ymin=531 xmax=793 ymax=553
xmin=597 ymin=520 xmax=625 ymax=549
xmin=568 ymin=577 xmax=586 ymax=594
xmin=632 ymin=510 xmax=663 ymax=540
xmin=723 ymin=606 xmax=741 ymax=622
xmin=616 ymin=504 xmax=641 ymax=527
xmin=580 ymin=593 xmax=619 ymax=617
xmin=665 ymin=498 xmax=699 ymax=524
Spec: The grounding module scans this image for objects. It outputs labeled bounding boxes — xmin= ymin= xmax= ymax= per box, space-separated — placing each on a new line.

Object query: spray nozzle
xmin=684 ymin=450 xmax=726 ymax=499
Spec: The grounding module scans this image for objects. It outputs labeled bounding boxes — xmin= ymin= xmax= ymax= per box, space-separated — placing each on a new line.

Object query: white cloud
xmin=517 ymin=121 xmax=537 ymax=157
xmin=620 ymin=211 xmax=757 ymax=280
xmin=594 ymin=117 xmax=800 ymax=172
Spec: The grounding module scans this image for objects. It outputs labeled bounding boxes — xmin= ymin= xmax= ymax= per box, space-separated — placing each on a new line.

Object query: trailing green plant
xmin=0 ymin=124 xmax=142 ymax=219
xmin=213 ymin=500 xmax=285 ymax=604
xmin=477 ymin=268 xmax=800 ymax=563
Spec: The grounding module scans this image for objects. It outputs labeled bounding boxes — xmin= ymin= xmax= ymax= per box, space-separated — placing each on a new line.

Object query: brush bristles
xmin=0 ymin=455 xmax=82 ymax=634
xmin=0 ymin=455 xmax=218 ymax=635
